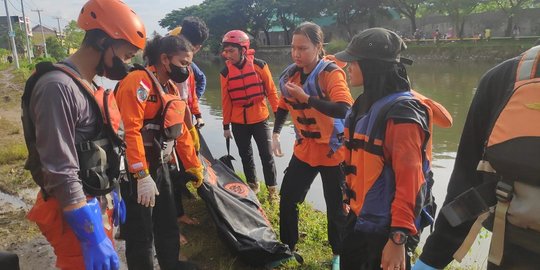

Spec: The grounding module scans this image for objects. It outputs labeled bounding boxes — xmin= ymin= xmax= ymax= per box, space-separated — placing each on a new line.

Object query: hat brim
xmin=334 ymin=50 xmax=358 ymax=63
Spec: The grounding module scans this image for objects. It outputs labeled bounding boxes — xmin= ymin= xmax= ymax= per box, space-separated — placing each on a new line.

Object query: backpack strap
xmin=516 ymin=45 xmax=540 ymax=82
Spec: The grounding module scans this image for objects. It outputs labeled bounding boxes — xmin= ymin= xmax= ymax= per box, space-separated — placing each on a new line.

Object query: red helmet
xmin=78 ymin=0 xmax=146 ymax=49
xmin=222 ymin=30 xmax=250 ymax=49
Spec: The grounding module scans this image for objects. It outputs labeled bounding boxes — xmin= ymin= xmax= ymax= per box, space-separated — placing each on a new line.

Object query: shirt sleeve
xmin=384 ymin=120 xmax=426 ymax=235
xmin=31 ymin=79 xmax=86 ymax=208
xmin=323 ymin=69 xmax=353 ymax=105
xmin=221 ymin=73 xmax=232 ymax=128
xmin=115 ymin=71 xmax=149 ymax=173
xmin=258 ymin=63 xmax=280 ymax=113
xmin=191 ymin=62 xmax=206 ymax=98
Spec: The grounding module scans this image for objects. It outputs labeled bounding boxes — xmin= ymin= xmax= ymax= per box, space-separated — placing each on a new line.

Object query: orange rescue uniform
xmin=115 ymin=66 xmax=201 ymax=173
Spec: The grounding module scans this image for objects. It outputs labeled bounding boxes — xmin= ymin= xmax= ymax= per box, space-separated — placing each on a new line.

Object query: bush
xmin=325 ymin=39 xmax=348 ymax=55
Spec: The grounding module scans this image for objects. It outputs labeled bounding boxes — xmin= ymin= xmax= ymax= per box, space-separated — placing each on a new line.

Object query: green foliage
xmin=63 ymin=20 xmax=84 ymax=54
xmin=45 ymin=36 xmax=67 ymax=61
xmin=325 ymin=39 xmax=348 ymax=55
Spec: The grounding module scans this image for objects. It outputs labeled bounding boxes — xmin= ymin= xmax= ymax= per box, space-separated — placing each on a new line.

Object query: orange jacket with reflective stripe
xmin=115 ymin=66 xmax=199 ymax=173
xmin=221 ymin=57 xmax=279 ymax=125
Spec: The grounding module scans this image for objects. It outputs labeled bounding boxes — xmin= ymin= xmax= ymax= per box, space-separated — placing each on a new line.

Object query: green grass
xmin=0 ymin=144 xmax=28 ymax=165
xmin=180 ymin=177 xmax=332 ymax=270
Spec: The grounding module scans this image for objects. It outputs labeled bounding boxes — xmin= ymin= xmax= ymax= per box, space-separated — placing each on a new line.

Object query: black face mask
xmin=103 ymin=55 xmax=130 ymax=80
xmin=168 ymin=63 xmax=190 ymax=83
xmin=97 ymin=46 xmax=130 ymax=81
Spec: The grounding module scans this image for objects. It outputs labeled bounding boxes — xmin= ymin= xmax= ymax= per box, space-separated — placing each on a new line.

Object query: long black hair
xmin=143 ymin=34 xmax=193 ymax=66
xmin=355 ymin=59 xmax=411 ymax=114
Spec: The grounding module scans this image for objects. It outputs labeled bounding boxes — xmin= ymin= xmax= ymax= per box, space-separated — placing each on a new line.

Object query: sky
xmin=4 ymin=0 xmax=203 ymax=36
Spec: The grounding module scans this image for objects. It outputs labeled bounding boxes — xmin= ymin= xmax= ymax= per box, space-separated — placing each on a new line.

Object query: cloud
xmin=17 ymin=0 xmax=202 ymax=36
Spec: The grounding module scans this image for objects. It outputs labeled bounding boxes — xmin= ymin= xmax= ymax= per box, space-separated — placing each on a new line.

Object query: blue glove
xmin=412 ymin=259 xmax=438 ymax=270
xmin=64 ymin=198 xmax=120 ymax=270
xmin=112 ymin=189 xmax=126 ymax=226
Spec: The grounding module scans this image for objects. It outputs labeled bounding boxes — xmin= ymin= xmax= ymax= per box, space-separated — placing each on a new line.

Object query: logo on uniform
xmin=137 ymin=87 xmax=148 ymax=103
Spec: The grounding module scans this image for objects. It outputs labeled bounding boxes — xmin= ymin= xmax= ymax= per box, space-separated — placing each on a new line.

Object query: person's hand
xmin=411 ymin=259 xmax=438 ymax=270
xmin=195 ymin=117 xmax=205 ymax=129
xmin=285 ymin=82 xmax=309 ymax=103
xmin=186 ymin=166 xmax=204 ymax=188
xmin=224 ymin=129 xmax=233 ymax=139
xmin=271 ymin=133 xmax=284 ymax=157
xmin=381 ymin=239 xmax=406 ymax=270
xmin=112 ymin=189 xmax=126 ymax=226
xmin=64 ymin=198 xmax=120 ymax=270
xmin=137 ymin=175 xmax=159 ymax=207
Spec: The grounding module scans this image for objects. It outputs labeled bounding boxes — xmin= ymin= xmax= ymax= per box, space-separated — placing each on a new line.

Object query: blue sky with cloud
xmin=7 ymin=0 xmax=202 ymax=36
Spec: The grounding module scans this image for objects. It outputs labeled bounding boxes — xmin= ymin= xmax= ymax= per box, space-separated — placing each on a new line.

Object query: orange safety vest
xmin=279 ymin=59 xmax=345 ymax=154
xmin=22 ymin=62 xmax=124 ymax=196
xmin=225 ymin=55 xmax=266 ymax=107
xmin=343 ymin=91 xmax=434 ymax=234
xmin=130 ymin=64 xmax=186 ymax=163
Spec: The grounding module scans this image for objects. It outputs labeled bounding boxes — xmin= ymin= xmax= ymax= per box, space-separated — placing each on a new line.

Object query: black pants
xmin=341 ymin=214 xmax=411 ymax=270
xmin=231 ymin=120 xmax=277 ymax=186
xmin=169 ymin=163 xmax=186 ymax=218
xmin=120 ymin=164 xmax=181 ymax=270
xmin=279 ymin=155 xmax=346 ymax=254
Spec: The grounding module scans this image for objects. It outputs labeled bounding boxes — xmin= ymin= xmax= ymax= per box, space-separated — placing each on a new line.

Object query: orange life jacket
xmin=225 ymin=54 xmax=266 ymax=107
xmin=130 ymin=64 xmax=186 ymax=163
xmin=343 ymin=91 xmax=434 ymax=234
xmin=476 ymin=45 xmax=540 ymax=262
xmin=279 ymin=59 xmax=345 ymax=154
xmin=22 ymin=62 xmax=123 ymax=196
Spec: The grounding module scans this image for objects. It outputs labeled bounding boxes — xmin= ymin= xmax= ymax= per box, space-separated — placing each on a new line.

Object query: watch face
xmin=391 ymin=231 xmax=407 ymax=245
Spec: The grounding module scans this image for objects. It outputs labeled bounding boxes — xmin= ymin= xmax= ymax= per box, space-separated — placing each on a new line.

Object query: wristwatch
xmin=389 ymin=230 xmax=408 ymax=245
xmin=133 ymin=169 xmax=149 ymax=179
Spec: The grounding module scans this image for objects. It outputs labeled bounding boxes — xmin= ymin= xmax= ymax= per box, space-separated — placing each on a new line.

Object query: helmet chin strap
xmin=95 ymin=38 xmax=113 ymax=77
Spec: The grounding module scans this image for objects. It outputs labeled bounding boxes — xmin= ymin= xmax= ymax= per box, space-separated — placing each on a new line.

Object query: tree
xmin=330 ymin=0 xmax=363 ymax=40
xmin=46 ymin=36 xmax=67 ymax=61
xmin=478 ymin=0 xmax=539 ymax=36
xmin=63 ymin=20 xmax=84 ymax=55
xmin=386 ymin=0 xmax=427 ymax=34
xmin=428 ymin=0 xmax=484 ymax=38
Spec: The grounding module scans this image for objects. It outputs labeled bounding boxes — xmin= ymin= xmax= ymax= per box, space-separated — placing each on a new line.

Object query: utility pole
xmin=54 ymin=16 xmax=62 ymax=38
xmin=4 ymin=0 xmax=19 ymax=68
xmin=20 ymin=0 xmax=32 ymax=63
xmin=32 ymin=9 xmax=47 ymax=58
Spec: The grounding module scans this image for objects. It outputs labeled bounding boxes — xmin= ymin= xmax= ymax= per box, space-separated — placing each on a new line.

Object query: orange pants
xmin=27 ymin=192 xmax=114 ymax=270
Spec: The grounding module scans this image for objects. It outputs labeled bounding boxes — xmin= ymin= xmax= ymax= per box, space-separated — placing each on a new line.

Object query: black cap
xmin=335 ymin=28 xmax=407 ymax=63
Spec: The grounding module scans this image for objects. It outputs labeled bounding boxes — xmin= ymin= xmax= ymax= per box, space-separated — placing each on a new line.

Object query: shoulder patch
xmin=136 ymin=87 xmax=148 ymax=103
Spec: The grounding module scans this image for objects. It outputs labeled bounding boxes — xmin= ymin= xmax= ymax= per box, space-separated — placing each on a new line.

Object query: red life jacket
xmin=225 ymin=55 xmax=265 ymax=107
xmin=22 ymin=62 xmax=123 ymax=196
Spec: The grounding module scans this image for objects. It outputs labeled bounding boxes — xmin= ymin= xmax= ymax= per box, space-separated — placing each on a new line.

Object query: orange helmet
xmin=78 ymin=0 xmax=146 ymax=49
